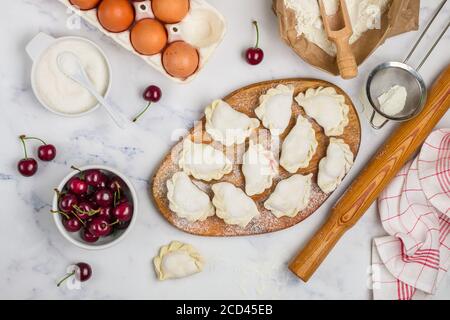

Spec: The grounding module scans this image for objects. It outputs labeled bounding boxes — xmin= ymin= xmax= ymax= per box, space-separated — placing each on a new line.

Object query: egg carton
xmin=57 ymin=0 xmax=226 ymax=84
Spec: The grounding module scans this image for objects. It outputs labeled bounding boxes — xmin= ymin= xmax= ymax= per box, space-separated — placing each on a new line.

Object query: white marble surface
xmin=0 ymin=0 xmax=449 ymax=300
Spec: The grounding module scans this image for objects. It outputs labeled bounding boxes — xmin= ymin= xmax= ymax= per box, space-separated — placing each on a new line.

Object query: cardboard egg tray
xmin=57 ymin=0 xmax=226 ymax=83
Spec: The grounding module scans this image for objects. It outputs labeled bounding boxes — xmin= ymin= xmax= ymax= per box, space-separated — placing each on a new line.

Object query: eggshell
xmin=97 ymin=0 xmax=135 ymax=33
xmin=162 ymin=41 xmax=199 ymax=79
xmin=69 ymin=0 xmax=101 ymax=10
xmin=152 ymin=0 xmax=189 ymax=24
xmin=130 ymin=19 xmax=167 ymax=55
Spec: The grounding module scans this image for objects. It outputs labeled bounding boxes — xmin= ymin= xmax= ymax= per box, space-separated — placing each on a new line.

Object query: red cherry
xmin=108 ymin=177 xmax=124 ymax=193
xmin=38 ymin=144 xmax=56 ymax=161
xmin=68 ymin=177 xmax=88 ymax=195
xmin=245 ymin=21 xmax=264 ymax=65
xmin=59 ymin=193 xmax=78 ymax=213
xmin=18 ymin=158 xmax=38 ymax=177
xmin=113 ymin=202 xmax=133 ymax=222
xmin=84 ymin=169 xmax=106 ymax=187
xmin=81 ymin=229 xmax=99 ymax=243
xmin=132 ymin=85 xmax=162 ymax=122
xmin=88 ymin=217 xmax=112 ymax=237
xmin=115 ymin=220 xmax=131 ymax=230
xmin=98 ymin=207 xmax=113 ymax=221
xmin=57 ymin=262 xmax=92 ymax=287
xmin=62 ymin=217 xmax=82 ymax=232
xmin=94 ymin=189 xmax=113 ymax=208
xmin=246 ymin=48 xmax=264 ymax=65
xmin=143 ymin=85 xmax=162 ymax=103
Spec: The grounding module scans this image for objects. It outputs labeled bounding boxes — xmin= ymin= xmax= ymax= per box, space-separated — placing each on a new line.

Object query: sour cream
xmin=34 ymin=38 xmax=109 ymax=115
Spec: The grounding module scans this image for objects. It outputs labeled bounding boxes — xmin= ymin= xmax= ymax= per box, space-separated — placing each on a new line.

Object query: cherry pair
xmin=17 ymin=135 xmax=56 ymax=177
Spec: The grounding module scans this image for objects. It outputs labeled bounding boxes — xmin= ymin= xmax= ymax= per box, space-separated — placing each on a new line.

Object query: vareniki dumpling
xmin=178 ymin=139 xmax=232 ymax=182
xmin=255 ymin=84 xmax=294 ymax=135
xmin=280 ymin=115 xmax=318 ymax=173
xmin=212 ymin=182 xmax=260 ymax=228
xmin=264 ymin=174 xmax=313 ymax=218
xmin=295 ymin=86 xmax=349 ymax=136
xmin=166 ymin=172 xmax=215 ymax=222
xmin=242 ymin=142 xmax=278 ymax=196
xmin=153 ymin=241 xmax=204 ymax=281
xmin=318 ymin=138 xmax=354 ymax=193
xmin=205 ymin=99 xmax=260 ymax=146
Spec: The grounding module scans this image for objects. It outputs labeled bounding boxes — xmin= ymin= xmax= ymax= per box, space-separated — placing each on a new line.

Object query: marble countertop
xmin=0 ymin=0 xmax=449 ymax=300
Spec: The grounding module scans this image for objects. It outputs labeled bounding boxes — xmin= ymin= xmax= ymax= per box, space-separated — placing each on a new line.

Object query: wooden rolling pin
xmin=289 ymin=65 xmax=450 ymax=282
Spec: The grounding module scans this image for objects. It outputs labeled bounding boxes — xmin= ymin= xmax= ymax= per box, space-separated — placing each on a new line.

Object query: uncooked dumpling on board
xmin=295 ymin=86 xmax=349 ymax=136
xmin=211 ymin=182 xmax=260 ymax=228
xmin=280 ymin=115 xmax=318 ymax=173
xmin=318 ymin=138 xmax=354 ymax=193
xmin=255 ymin=84 xmax=294 ymax=136
xmin=205 ymin=99 xmax=260 ymax=146
xmin=178 ymin=139 xmax=232 ymax=182
xmin=153 ymin=241 xmax=204 ymax=281
xmin=166 ymin=172 xmax=215 ymax=222
xmin=264 ymin=174 xmax=313 ymax=218
xmin=242 ymin=142 xmax=278 ymax=196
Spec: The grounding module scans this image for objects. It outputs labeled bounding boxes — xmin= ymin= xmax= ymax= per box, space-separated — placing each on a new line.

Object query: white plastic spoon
xmin=57 ymin=51 xmax=127 ymax=129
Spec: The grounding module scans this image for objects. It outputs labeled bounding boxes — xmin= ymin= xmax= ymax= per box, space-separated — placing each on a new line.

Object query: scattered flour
xmin=284 ymin=0 xmax=391 ymax=56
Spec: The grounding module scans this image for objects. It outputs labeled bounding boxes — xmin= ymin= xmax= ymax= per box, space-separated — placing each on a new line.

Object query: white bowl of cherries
xmin=52 ymin=165 xmax=138 ymax=250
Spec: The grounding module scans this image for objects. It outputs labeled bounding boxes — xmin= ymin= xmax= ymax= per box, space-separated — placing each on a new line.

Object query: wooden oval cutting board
xmin=152 ymin=79 xmax=361 ymax=236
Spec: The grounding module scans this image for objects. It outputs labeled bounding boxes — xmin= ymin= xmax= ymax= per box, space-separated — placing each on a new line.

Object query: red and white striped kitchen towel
xmin=372 ymin=129 xmax=450 ymax=300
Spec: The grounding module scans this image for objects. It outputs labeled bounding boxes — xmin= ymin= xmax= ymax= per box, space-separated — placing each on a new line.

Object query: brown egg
xmin=162 ymin=41 xmax=199 ymax=79
xmin=69 ymin=0 xmax=101 ymax=10
xmin=152 ymin=0 xmax=189 ymax=24
xmin=130 ymin=19 xmax=167 ymax=55
xmin=97 ymin=0 xmax=135 ymax=33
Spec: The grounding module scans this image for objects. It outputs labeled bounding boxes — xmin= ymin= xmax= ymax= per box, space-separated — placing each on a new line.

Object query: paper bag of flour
xmin=273 ymin=0 xmax=419 ymax=76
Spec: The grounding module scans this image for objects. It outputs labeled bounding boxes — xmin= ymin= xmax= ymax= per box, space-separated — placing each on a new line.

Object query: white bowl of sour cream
xmin=26 ymin=33 xmax=111 ymax=117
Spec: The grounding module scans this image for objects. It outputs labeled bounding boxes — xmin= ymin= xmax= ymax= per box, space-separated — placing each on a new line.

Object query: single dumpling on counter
xmin=205 ymin=100 xmax=260 ymax=146
xmin=178 ymin=139 xmax=233 ymax=181
xmin=242 ymin=142 xmax=278 ymax=196
xmin=166 ymin=172 xmax=215 ymax=222
xmin=153 ymin=241 xmax=204 ymax=281
xmin=377 ymin=85 xmax=407 ymax=117
xmin=255 ymin=84 xmax=294 ymax=136
xmin=211 ymin=182 xmax=260 ymax=228
xmin=280 ymin=115 xmax=318 ymax=173
xmin=264 ymin=174 xmax=313 ymax=218
xmin=318 ymin=138 xmax=354 ymax=193
xmin=295 ymin=86 xmax=349 ymax=136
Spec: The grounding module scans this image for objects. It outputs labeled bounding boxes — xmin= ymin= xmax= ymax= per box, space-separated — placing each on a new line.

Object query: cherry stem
xmin=109 ymin=220 xmax=120 ymax=227
xmin=57 ymin=270 xmax=75 ymax=287
xmin=19 ymin=135 xmax=28 ymax=159
xmin=73 ymin=205 xmax=100 ymax=217
xmin=253 ymin=21 xmax=260 ymax=48
xmin=71 ymin=165 xmax=82 ymax=173
xmin=50 ymin=210 xmax=70 ymax=220
xmin=21 ymin=135 xmax=47 ymax=145
xmin=132 ymin=102 xmax=152 ymax=122
xmin=72 ymin=211 xmax=86 ymax=226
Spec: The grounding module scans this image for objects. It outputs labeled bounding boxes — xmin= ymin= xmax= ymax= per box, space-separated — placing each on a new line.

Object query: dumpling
xmin=255 ymin=84 xmax=294 ymax=135
xmin=153 ymin=241 xmax=204 ymax=281
xmin=211 ymin=182 xmax=259 ymax=228
xmin=205 ymin=99 xmax=260 ymax=146
xmin=280 ymin=115 xmax=318 ymax=173
xmin=295 ymin=86 xmax=349 ymax=136
xmin=178 ymin=139 xmax=232 ymax=181
xmin=318 ymin=138 xmax=354 ymax=193
xmin=166 ymin=172 xmax=215 ymax=222
xmin=264 ymin=174 xmax=313 ymax=218
xmin=242 ymin=142 xmax=278 ymax=196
